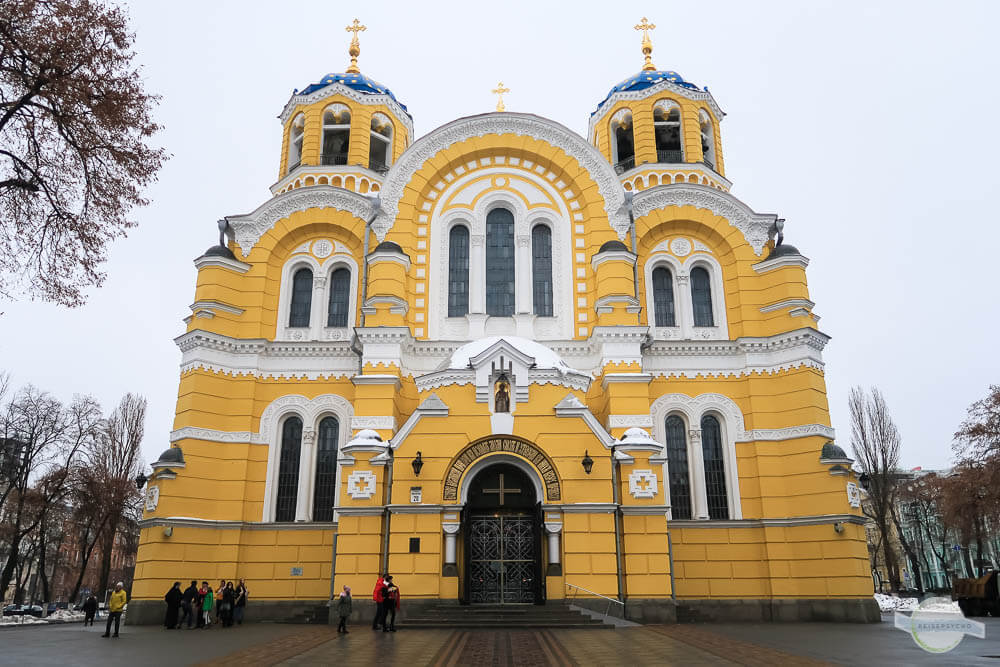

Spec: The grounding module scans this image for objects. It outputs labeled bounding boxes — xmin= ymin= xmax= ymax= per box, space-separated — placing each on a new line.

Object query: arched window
xmin=691 ymin=266 xmax=714 ymax=327
xmin=699 ymin=110 xmax=716 ymax=170
xmin=448 ymin=225 xmax=470 ymax=317
xmin=654 ymin=101 xmax=683 ymax=163
xmin=326 ymin=268 xmax=351 ymax=327
xmin=275 ymin=416 xmax=302 ymax=522
xmin=665 ymin=415 xmax=691 ymax=520
xmin=485 ymin=208 xmax=515 ymax=317
xmin=312 ymin=416 xmax=339 ymax=522
xmin=289 ymin=268 xmax=313 ymax=327
xmin=611 ymin=110 xmax=636 ymax=174
xmin=701 ymin=415 xmax=729 ymax=520
xmin=651 ymin=266 xmax=676 ymax=327
xmin=369 ymin=113 xmax=393 ymax=173
xmin=531 ymin=225 xmax=553 ymax=317
xmin=287 ymin=114 xmax=305 ymax=172
xmin=321 ymin=105 xmax=351 ymax=166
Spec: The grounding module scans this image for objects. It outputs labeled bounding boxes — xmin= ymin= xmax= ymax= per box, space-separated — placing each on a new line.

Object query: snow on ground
xmin=0 ymin=616 xmax=48 ymax=626
xmin=874 ymin=593 xmax=961 ymax=613
xmin=46 ymin=610 xmax=85 ymax=621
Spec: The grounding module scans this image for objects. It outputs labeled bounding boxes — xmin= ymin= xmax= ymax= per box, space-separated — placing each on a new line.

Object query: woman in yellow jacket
xmin=102 ymin=582 xmax=127 ymax=638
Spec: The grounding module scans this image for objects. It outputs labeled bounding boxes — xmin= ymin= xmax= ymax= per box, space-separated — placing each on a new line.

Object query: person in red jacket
xmin=371 ymin=574 xmax=385 ymax=630
xmin=380 ymin=576 xmax=400 ymax=632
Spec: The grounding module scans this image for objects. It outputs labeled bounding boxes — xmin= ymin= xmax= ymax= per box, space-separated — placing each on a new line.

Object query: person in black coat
xmin=180 ymin=580 xmax=198 ymax=629
xmin=164 ymin=582 xmax=183 ymax=629
xmin=82 ymin=595 xmax=98 ymax=626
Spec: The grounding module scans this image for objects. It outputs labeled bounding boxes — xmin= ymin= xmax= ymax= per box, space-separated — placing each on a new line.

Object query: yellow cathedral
xmin=131 ymin=19 xmax=878 ymax=625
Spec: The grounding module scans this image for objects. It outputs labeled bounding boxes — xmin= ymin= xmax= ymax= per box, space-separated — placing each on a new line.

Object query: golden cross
xmin=492 ymin=81 xmax=510 ymax=112
xmin=345 ymin=19 xmax=367 ymax=74
xmin=634 ymin=17 xmax=657 ymax=71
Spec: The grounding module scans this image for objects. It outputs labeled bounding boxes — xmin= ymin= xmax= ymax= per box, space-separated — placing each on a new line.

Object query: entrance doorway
xmin=463 ymin=463 xmax=542 ymax=604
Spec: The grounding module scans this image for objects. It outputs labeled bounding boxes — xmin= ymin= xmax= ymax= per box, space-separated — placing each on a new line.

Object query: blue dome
xmin=594 ymin=70 xmax=701 ymax=115
xmin=298 ymin=73 xmax=409 ymax=115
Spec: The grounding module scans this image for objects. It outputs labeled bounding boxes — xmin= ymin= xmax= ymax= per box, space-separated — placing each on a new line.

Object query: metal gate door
xmin=468 ymin=514 xmax=536 ymax=604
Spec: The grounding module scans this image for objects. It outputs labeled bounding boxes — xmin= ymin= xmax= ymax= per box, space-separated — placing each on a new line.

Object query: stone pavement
xmin=2 ymin=615 xmax=999 ymax=665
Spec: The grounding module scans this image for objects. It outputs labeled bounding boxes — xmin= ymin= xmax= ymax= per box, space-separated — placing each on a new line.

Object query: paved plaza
xmin=1 ymin=615 xmax=998 ymax=665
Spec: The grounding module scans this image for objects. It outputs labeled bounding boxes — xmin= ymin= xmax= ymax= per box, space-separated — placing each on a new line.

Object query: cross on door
xmin=482 ymin=473 xmax=521 ymax=505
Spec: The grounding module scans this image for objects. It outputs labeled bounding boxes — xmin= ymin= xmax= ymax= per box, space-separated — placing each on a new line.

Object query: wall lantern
xmin=412 ymin=451 xmax=424 ymax=477
xmin=833 ymin=522 xmax=845 ymax=534
xmin=581 ymin=451 xmax=594 ymax=475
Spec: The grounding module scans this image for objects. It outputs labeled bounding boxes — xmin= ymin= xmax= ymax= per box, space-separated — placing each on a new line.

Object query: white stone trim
xmin=608 ymin=414 xmax=654 ymax=429
xmin=193 ymin=254 xmax=251 ymax=273
xmin=278 ymin=81 xmax=414 ymax=138
xmin=745 ymin=424 xmax=836 ymax=442
xmin=268 ymin=164 xmax=385 ymax=198
xmin=175 ymin=331 xmax=358 ymax=380
xmin=669 ymin=514 xmax=866 ymax=529
xmin=759 ymin=298 xmax=815 ymax=314
xmin=349 ymin=416 xmax=396 ymax=431
xmin=554 ymin=393 xmax=615 ymax=449
xmin=643 ymin=251 xmax=729 ymax=341
xmin=590 ymin=249 xmax=637 ymax=271
xmin=227 ymin=186 xmax=374 ymax=257
xmin=632 ymin=184 xmax=777 ymax=256
xmin=376 ymin=113 xmax=627 ymax=242
xmin=752 ymin=253 xmax=810 ymax=273
xmin=189 ymin=300 xmax=245 ymax=317
xmin=588 ymin=79 xmax=725 ymax=143
xmin=457 ymin=453 xmax=545 ymax=505
xmin=275 ymin=252 xmax=359 ymax=342
xmin=346 ymin=470 xmax=377 ymax=499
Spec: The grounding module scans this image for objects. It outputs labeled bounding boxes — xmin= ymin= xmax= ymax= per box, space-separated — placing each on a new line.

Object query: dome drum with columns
xmin=131 ymin=19 xmax=877 ymax=626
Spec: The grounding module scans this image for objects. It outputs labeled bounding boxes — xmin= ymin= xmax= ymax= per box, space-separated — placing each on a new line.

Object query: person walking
xmin=200 ymin=582 xmax=214 ymax=629
xmin=180 ymin=580 xmax=198 ymax=629
xmin=164 ymin=582 xmax=183 ymax=629
xmin=221 ymin=582 xmax=236 ymax=627
xmin=335 ymin=585 xmax=352 ymax=633
xmin=101 ymin=582 xmax=127 ymax=638
xmin=371 ymin=574 xmax=385 ymax=630
xmin=381 ymin=576 xmax=399 ymax=632
xmin=82 ymin=595 xmax=98 ymax=627
xmin=233 ymin=579 xmax=248 ymax=625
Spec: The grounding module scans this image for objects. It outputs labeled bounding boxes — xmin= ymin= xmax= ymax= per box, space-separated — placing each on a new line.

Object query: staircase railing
xmin=565 ymin=582 xmax=625 ymax=622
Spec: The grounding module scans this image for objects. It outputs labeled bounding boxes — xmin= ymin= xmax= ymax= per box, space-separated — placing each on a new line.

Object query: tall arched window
xmin=654 ymin=101 xmax=683 ymax=163
xmin=531 ymin=225 xmax=553 ymax=317
xmin=369 ymin=113 xmax=393 ymax=173
xmin=611 ymin=110 xmax=636 ymax=174
xmin=448 ymin=225 xmax=470 ymax=317
xmin=651 ymin=266 xmax=676 ymax=327
xmin=287 ymin=114 xmax=305 ymax=172
xmin=275 ymin=416 xmax=303 ymax=522
xmin=485 ymin=208 xmax=515 ymax=317
xmin=312 ymin=416 xmax=339 ymax=522
xmin=691 ymin=267 xmax=714 ymax=327
xmin=701 ymin=415 xmax=729 ymax=520
xmin=321 ymin=105 xmax=351 ymax=166
xmin=665 ymin=415 xmax=691 ymax=520
xmin=699 ymin=110 xmax=716 ymax=170
xmin=289 ymin=268 xmax=313 ymax=327
xmin=326 ymin=268 xmax=351 ymax=327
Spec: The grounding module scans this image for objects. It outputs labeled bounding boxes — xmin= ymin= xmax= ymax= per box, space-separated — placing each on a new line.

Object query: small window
xmin=611 ymin=110 xmax=635 ymax=174
xmin=275 ymin=416 xmax=303 ymax=522
xmin=326 ymin=268 xmax=351 ymax=327
xmin=369 ymin=113 xmax=393 ymax=173
xmin=531 ymin=225 xmax=553 ymax=317
xmin=289 ymin=268 xmax=313 ymax=327
xmin=651 ymin=266 xmax=675 ymax=327
xmin=691 ymin=266 xmax=714 ymax=327
xmin=699 ymin=110 xmax=716 ymax=170
xmin=312 ymin=416 xmax=339 ymax=522
xmin=448 ymin=225 xmax=470 ymax=317
xmin=322 ymin=105 xmax=351 ymax=166
xmin=287 ymin=114 xmax=305 ymax=172
xmin=701 ymin=415 xmax=729 ymax=520
xmin=665 ymin=415 xmax=691 ymax=520
xmin=485 ymin=208 xmax=515 ymax=317
xmin=409 ymin=537 xmax=420 ymax=553
xmin=654 ymin=101 xmax=682 ymax=163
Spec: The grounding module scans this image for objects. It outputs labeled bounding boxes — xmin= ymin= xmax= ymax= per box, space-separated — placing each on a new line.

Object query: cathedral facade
xmin=131 ymin=20 xmax=878 ymax=623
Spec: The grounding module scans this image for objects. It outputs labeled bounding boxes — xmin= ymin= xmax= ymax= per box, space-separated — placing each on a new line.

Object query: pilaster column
xmin=296 ymin=428 xmax=316 ymax=521
xmin=544 ymin=523 xmax=563 ymax=575
xmin=470 ymin=234 xmax=485 ymax=314
xmin=442 ymin=523 xmax=460 ymax=577
xmin=688 ymin=428 xmax=709 ymax=520
xmin=311 ymin=275 xmax=327 ymax=339
xmin=676 ymin=273 xmax=692 ymax=339
xmin=515 ymin=234 xmax=531 ymax=314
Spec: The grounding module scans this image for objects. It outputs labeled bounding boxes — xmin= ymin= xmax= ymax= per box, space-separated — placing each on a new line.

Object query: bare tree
xmin=851 ymin=386 xmax=905 ymax=592
xmin=955 ymin=385 xmax=1000 ymax=464
xmin=0 ymin=0 xmax=167 ymax=306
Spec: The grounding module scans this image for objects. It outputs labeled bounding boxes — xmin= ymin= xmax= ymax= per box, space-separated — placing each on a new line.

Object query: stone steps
xmin=398 ymin=603 xmax=612 ymax=630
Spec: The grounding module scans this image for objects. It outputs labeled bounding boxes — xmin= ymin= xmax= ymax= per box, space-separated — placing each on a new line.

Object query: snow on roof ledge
xmin=446 ymin=336 xmax=584 ymax=376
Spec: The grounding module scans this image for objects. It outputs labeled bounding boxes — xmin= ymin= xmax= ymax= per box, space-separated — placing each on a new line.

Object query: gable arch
xmin=375 ymin=112 xmax=628 ymax=241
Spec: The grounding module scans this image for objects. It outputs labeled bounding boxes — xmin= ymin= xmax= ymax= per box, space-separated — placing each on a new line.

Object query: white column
xmin=676 ymin=273 xmax=692 ymax=339
xmin=688 ymin=428 xmax=709 ymax=520
xmin=469 ymin=234 xmax=485 ymax=313
xmin=295 ymin=428 xmax=316 ymax=521
xmin=544 ymin=522 xmax=563 ymax=575
xmin=442 ymin=523 xmax=460 ymax=576
xmin=515 ymin=234 xmax=531 ymax=314
xmin=311 ymin=275 xmax=327 ymax=340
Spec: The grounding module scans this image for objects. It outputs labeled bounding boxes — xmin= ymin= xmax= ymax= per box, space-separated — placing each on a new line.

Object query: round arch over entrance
xmin=443 ymin=435 xmax=561 ymax=503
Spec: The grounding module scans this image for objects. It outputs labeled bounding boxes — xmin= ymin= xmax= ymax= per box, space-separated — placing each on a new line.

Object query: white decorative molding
xmin=629 ymin=469 xmax=659 ymax=499
xmin=170 ymin=426 xmax=255 ymax=444
xmin=609 ymin=414 xmax=654 ymax=429
xmin=350 ymin=415 xmax=396 ymax=431
xmin=633 ymin=184 xmax=777 ymax=256
xmin=145 ymin=486 xmax=160 ymax=512
xmin=193 ymin=254 xmax=251 ymax=273
xmin=590 ymin=249 xmax=637 ymax=270
xmin=375 ymin=113 xmax=628 ymax=241
xmin=669 ymin=238 xmax=692 ymax=256
xmin=692 ymin=240 xmax=711 ymax=253
xmin=278 ymin=81 xmax=414 ymax=138
xmin=589 ymin=79 xmax=725 ymax=142
xmin=347 ymin=471 xmax=377 ymax=499
xmin=554 ymin=393 xmax=615 ymax=449
xmin=312 ymin=239 xmax=333 ymax=258
xmin=227 ymin=186 xmax=374 ymax=257
xmin=258 ymin=394 xmax=355 ymax=446
xmin=752 ymin=253 xmax=811 ymax=273
xmin=189 ymin=300 xmax=245 ymax=317
xmin=742 ymin=424 xmax=837 ymax=442
xmin=175 ymin=330 xmax=359 ymax=380
xmin=847 ymin=482 xmax=862 ymax=508
xmin=759 ymin=298 xmax=815 ymax=314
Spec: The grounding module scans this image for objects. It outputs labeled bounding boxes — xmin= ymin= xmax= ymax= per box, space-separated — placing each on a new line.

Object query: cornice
xmin=175 ymin=330 xmax=358 ymax=380
xmin=752 ymin=253 xmax=810 ymax=273
xmin=668 ymin=513 xmax=865 ymax=529
xmin=366 ymin=250 xmax=411 ymax=270
xmin=278 ymin=81 xmax=414 ymax=138
xmin=759 ymin=298 xmax=815 ymax=314
xmin=227 ymin=186 xmax=374 ymax=257
xmin=139 ymin=517 xmax=340 ymax=531
xmin=588 ymin=79 xmax=726 ymax=142
xmin=376 ymin=112 xmax=628 ymax=241
xmin=193 ymin=254 xmax=251 ymax=273
xmin=591 ymin=249 xmax=637 ymax=270
xmin=189 ymin=300 xmax=244 ymax=317
xmin=632 ymin=183 xmax=777 ymax=256
xmin=269 ymin=164 xmax=384 ymax=197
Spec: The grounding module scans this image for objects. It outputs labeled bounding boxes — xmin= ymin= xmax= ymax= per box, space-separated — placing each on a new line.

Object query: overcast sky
xmin=2 ymin=0 xmax=997 ymax=471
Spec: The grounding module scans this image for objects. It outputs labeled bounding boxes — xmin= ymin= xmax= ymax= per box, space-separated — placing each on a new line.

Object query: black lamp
xmin=581 ymin=451 xmax=594 ymax=475
xmin=135 ymin=472 xmax=148 ymax=490
xmin=412 ymin=451 xmax=424 ymax=476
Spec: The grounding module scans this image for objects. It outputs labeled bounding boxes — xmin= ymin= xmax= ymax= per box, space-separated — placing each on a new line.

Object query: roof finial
xmin=492 ymin=81 xmax=510 ymax=112
xmin=345 ymin=18 xmax=367 ymax=74
xmin=634 ymin=17 xmax=657 ymax=71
